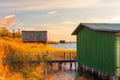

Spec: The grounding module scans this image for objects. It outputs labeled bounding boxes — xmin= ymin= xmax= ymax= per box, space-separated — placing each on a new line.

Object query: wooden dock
xmin=28 ymin=59 xmax=77 ymax=70
xmin=4 ymin=58 xmax=77 ymax=72
xmin=27 ymin=59 xmax=77 ymax=63
xmin=47 ymin=59 xmax=77 ymax=70
xmin=4 ymin=52 xmax=77 ymax=71
xmin=47 ymin=59 xmax=77 ymax=63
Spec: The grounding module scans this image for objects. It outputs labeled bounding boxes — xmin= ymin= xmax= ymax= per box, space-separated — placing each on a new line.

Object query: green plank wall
xmin=77 ymin=27 xmax=116 ymax=75
xmin=116 ymin=34 xmax=120 ymax=75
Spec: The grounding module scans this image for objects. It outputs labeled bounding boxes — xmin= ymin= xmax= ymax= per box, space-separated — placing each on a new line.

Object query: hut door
xmin=116 ymin=37 xmax=120 ymax=75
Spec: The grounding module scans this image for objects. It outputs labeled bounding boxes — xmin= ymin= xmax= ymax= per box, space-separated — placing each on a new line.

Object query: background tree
xmin=0 ymin=27 xmax=12 ymax=38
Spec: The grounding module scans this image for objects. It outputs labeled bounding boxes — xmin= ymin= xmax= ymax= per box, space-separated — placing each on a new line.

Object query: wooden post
xmin=43 ymin=55 xmax=46 ymax=60
xmin=46 ymin=50 xmax=48 ymax=55
xmin=46 ymin=50 xmax=48 ymax=59
xmin=70 ymin=52 xmax=72 ymax=70
xmin=42 ymin=55 xmax=45 ymax=60
xmin=78 ymin=64 xmax=80 ymax=71
xmin=64 ymin=52 xmax=66 ymax=60
xmin=75 ymin=62 xmax=77 ymax=70
xmin=29 ymin=58 xmax=32 ymax=66
xmin=42 ymin=53 xmax=48 ymax=61
xmin=70 ymin=52 xmax=72 ymax=60
xmin=44 ymin=68 xmax=48 ymax=77
xmin=12 ymin=29 xmax=15 ymax=38
xmin=64 ymin=52 xmax=66 ymax=66
xmin=50 ymin=63 xmax=53 ymax=71
xmin=70 ymin=62 xmax=72 ymax=70
xmin=58 ymin=62 xmax=62 ymax=71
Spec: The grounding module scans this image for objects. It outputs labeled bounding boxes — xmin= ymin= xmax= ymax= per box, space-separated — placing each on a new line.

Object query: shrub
xmin=0 ymin=27 xmax=12 ymax=38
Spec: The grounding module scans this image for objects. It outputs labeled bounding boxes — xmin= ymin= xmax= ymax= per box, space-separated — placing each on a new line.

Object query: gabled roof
xmin=72 ymin=23 xmax=120 ymax=35
xmin=22 ymin=31 xmax=47 ymax=33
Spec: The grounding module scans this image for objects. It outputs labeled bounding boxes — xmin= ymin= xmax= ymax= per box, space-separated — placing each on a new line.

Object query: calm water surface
xmin=47 ymin=63 xmax=78 ymax=80
xmin=51 ymin=43 xmax=76 ymax=50
xmin=47 ymin=63 xmax=101 ymax=80
xmin=50 ymin=70 xmax=78 ymax=80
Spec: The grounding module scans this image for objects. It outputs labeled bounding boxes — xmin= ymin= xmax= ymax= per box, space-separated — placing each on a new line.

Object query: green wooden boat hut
xmin=72 ymin=23 xmax=120 ymax=78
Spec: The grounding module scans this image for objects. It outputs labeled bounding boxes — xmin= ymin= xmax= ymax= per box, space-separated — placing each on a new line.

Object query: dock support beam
xmin=78 ymin=63 xmax=120 ymax=80
xmin=75 ymin=62 xmax=77 ymax=70
xmin=50 ymin=63 xmax=53 ymax=71
xmin=64 ymin=52 xmax=66 ymax=60
xmin=70 ymin=62 xmax=72 ymax=70
xmin=58 ymin=62 xmax=62 ymax=70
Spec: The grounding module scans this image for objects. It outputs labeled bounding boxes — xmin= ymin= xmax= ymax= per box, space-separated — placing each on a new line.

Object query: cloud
xmin=0 ymin=15 xmax=16 ymax=27
xmin=0 ymin=0 xmax=99 ymax=12
xmin=48 ymin=11 xmax=57 ymax=15
xmin=5 ymin=15 xmax=15 ymax=19
xmin=1 ymin=0 xmax=120 ymax=13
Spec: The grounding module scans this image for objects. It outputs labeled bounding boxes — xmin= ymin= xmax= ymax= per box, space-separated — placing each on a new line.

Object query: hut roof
xmin=72 ymin=23 xmax=120 ymax=35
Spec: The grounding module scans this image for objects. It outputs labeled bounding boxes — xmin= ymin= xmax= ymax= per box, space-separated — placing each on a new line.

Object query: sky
xmin=1 ymin=0 xmax=120 ymax=41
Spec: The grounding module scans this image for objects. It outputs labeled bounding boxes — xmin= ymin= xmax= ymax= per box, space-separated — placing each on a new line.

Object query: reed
xmin=0 ymin=37 xmax=76 ymax=80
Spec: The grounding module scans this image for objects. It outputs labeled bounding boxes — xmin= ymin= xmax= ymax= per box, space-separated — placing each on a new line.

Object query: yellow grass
xmin=0 ymin=37 xmax=76 ymax=80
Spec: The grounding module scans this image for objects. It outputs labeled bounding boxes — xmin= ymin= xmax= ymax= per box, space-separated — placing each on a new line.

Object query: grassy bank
xmin=0 ymin=37 xmax=76 ymax=80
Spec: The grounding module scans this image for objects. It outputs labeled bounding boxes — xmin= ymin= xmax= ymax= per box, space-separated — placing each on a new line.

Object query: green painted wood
xmin=77 ymin=27 xmax=116 ymax=75
xmin=116 ymin=34 xmax=120 ymax=75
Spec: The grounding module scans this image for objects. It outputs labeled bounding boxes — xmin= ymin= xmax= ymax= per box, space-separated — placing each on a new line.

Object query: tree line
xmin=0 ymin=27 xmax=21 ymax=38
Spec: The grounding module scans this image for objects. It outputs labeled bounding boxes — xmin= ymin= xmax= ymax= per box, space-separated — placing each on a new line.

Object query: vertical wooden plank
xmin=42 ymin=55 xmax=45 ymax=60
xmin=70 ymin=52 xmax=72 ymax=60
xmin=64 ymin=52 xmax=66 ymax=66
xmin=12 ymin=29 xmax=15 ymax=38
xmin=75 ymin=62 xmax=77 ymax=70
xmin=70 ymin=62 xmax=72 ymax=70
xmin=77 ymin=27 xmax=116 ymax=75
xmin=50 ymin=63 xmax=53 ymax=71
xmin=64 ymin=52 xmax=66 ymax=60
xmin=46 ymin=50 xmax=48 ymax=55
xmin=58 ymin=62 xmax=62 ymax=71
xmin=44 ymin=69 xmax=48 ymax=77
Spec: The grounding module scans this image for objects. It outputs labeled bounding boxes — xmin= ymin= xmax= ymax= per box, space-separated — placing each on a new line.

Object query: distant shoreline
xmin=48 ymin=41 xmax=76 ymax=44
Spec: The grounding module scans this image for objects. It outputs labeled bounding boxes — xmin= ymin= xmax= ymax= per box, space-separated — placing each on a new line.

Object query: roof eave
xmin=71 ymin=23 xmax=80 ymax=35
xmin=71 ymin=23 xmax=85 ymax=35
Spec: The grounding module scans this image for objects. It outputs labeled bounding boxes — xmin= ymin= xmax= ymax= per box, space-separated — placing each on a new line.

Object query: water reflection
xmin=47 ymin=63 xmax=78 ymax=80
xmin=49 ymin=70 xmax=103 ymax=80
xmin=47 ymin=63 xmax=103 ymax=80
xmin=51 ymin=43 xmax=76 ymax=50
xmin=51 ymin=70 xmax=77 ymax=80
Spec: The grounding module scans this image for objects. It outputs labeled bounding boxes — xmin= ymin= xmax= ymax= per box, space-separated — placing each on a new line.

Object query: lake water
xmin=50 ymin=70 xmax=78 ymax=80
xmin=47 ymin=63 xmax=78 ymax=80
xmin=47 ymin=62 xmax=102 ymax=80
xmin=51 ymin=42 xmax=76 ymax=50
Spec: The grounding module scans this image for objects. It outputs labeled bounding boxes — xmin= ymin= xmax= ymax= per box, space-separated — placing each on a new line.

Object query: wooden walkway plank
xmin=47 ymin=59 xmax=77 ymax=63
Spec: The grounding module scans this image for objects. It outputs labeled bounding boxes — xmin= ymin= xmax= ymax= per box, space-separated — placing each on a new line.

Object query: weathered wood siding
xmin=22 ymin=31 xmax=47 ymax=43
